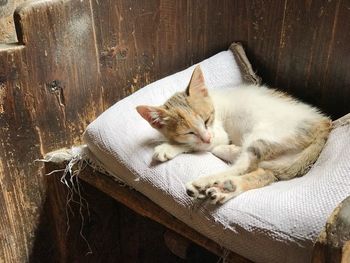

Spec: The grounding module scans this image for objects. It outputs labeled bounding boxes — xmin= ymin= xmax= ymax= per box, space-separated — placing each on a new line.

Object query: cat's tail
xmin=259 ymin=119 xmax=332 ymax=180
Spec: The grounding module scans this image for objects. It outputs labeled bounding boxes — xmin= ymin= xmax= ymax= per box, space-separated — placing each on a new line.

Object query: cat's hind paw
xmin=185 ymin=182 xmax=207 ymax=199
xmin=186 ymin=177 xmax=242 ymax=204
xmin=205 ymin=185 xmax=241 ymax=204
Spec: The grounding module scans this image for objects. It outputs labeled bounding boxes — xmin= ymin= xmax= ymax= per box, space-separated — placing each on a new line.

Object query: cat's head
xmin=136 ymin=66 xmax=215 ymax=149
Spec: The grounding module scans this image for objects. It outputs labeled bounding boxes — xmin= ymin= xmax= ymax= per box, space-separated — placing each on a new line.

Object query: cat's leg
xmin=211 ymin=144 xmax=241 ymax=163
xmin=205 ymin=168 xmax=277 ymax=204
xmin=186 ymin=138 xmax=280 ymax=200
xmin=186 ymin=167 xmax=276 ymax=204
xmin=186 ymin=150 xmax=257 ymax=198
xmin=153 ymin=142 xmax=189 ymax=162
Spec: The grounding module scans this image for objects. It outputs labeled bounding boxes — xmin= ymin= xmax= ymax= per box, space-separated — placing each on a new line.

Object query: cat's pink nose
xmin=203 ymin=138 xmax=211 ymax=144
xmin=201 ymin=133 xmax=211 ymax=144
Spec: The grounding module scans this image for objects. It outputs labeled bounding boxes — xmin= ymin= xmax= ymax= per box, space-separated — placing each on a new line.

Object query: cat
xmin=136 ymin=65 xmax=331 ymax=204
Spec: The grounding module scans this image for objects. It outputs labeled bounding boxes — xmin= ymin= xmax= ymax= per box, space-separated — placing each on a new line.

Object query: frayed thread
xmin=35 ymin=146 xmax=94 ymax=255
xmin=60 ymin=149 xmax=92 ymax=255
xmin=216 ymin=249 xmax=230 ymax=263
xmin=39 ymin=145 xmax=129 ymax=255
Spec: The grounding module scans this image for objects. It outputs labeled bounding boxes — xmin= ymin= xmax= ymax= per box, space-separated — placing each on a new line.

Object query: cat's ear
xmin=136 ymin=105 xmax=167 ymax=129
xmin=186 ymin=65 xmax=208 ymax=97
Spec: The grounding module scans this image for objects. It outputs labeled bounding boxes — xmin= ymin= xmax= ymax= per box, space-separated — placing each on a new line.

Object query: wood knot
xmin=46 ymin=80 xmax=62 ymax=93
xmin=46 ymin=80 xmax=65 ymax=107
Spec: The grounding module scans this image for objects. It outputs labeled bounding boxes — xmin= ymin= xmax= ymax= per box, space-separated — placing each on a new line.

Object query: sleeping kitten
xmin=136 ymin=66 xmax=331 ymax=204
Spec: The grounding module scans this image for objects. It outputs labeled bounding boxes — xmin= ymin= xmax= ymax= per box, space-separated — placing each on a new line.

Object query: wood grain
xmin=39 ymin=165 xmax=187 ymax=263
xmin=0 ymin=0 xmax=350 ymax=261
xmin=312 ymin=196 xmax=350 ymax=263
xmin=76 ymin=164 xmax=251 ymax=263
xmin=14 ymin=0 xmax=102 ymax=149
xmin=0 ymin=44 xmax=46 ymax=262
xmin=0 ymin=0 xmax=28 ymax=43
xmin=272 ymin=0 xmax=344 ymax=114
xmin=1 ymin=1 xmax=102 ymax=261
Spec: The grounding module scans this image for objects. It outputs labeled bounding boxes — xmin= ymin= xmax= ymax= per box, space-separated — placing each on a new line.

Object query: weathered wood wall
xmin=0 ymin=0 xmax=349 ymax=262
xmin=0 ymin=0 xmax=28 ymax=43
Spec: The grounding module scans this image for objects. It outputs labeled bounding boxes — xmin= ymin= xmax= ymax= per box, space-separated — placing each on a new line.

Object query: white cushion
xmin=83 ymin=49 xmax=350 ymax=263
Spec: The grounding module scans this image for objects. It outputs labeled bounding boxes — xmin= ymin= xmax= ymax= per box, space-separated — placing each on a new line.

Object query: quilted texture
xmin=83 ymin=49 xmax=350 ymax=263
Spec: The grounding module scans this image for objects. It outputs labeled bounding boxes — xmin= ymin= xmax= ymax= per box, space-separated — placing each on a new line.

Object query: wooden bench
xmin=1 ymin=0 xmax=349 ymax=262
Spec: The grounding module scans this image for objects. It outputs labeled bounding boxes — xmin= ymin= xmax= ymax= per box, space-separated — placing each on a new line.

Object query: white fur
xmin=209 ymin=85 xmax=323 ymax=148
xmin=151 ymin=83 xmax=328 ymax=203
xmin=154 ymin=84 xmax=325 ymax=162
xmin=184 ymin=84 xmax=328 ymax=203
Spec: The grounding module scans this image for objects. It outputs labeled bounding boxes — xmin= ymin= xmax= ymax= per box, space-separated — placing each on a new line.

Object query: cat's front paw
xmin=153 ymin=143 xmax=183 ymax=162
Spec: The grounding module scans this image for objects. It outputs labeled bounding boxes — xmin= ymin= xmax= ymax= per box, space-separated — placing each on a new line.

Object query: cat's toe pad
xmin=185 ymin=182 xmax=207 ymax=199
xmin=205 ymin=187 xmax=222 ymax=203
xmin=205 ymin=185 xmax=240 ymax=204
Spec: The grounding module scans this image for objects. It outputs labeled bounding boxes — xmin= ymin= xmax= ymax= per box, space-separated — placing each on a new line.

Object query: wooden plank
xmin=1 ymin=0 xmax=102 ymax=261
xmin=320 ymin=0 xmax=350 ymax=118
xmin=271 ymin=0 xmax=349 ymax=118
xmin=91 ymin=0 xmax=190 ymax=108
xmin=1 ymin=0 xmax=350 ymax=261
xmin=244 ymin=0 xmax=287 ymax=83
xmin=76 ymin=165 xmax=252 ymax=263
xmin=42 ymin=164 xmax=188 ymax=262
xmin=187 ymin=0 xmax=246 ymax=64
xmin=14 ymin=0 xmax=102 ymax=150
xmin=93 ymin=0 xmax=151 ymax=104
xmin=0 ymin=44 xmax=46 ymax=263
xmin=0 ymin=0 xmax=27 ymax=43
xmin=312 ymin=196 xmax=350 ymax=263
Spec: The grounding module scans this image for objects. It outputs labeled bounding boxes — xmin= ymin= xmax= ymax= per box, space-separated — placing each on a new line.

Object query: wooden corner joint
xmin=312 ymin=196 xmax=350 ymax=263
xmin=229 ymin=42 xmax=262 ymax=86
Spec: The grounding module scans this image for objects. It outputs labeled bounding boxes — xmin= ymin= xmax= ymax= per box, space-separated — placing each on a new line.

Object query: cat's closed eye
xmin=204 ymin=113 xmax=213 ymax=127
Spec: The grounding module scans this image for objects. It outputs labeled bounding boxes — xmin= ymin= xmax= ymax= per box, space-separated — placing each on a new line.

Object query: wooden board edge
xmin=45 ymin=163 xmax=252 ymax=263
xmin=312 ymin=196 xmax=350 ymax=263
xmin=229 ymin=42 xmax=262 ymax=85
